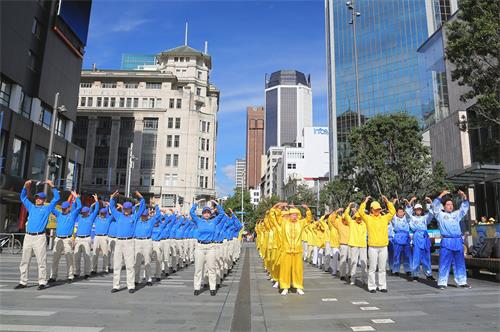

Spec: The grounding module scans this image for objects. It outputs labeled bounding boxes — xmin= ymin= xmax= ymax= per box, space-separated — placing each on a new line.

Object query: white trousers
xmin=50 ymin=237 xmax=74 ymax=280
xmin=329 ymin=247 xmax=340 ymax=275
xmin=74 ymin=237 xmax=92 ymax=276
xmin=368 ymin=246 xmax=388 ymax=291
xmin=161 ymin=239 xmax=173 ymax=269
xmin=349 ymin=246 xmax=368 ymax=283
xmin=194 ymin=243 xmax=216 ymax=291
xmin=339 ymin=244 xmax=350 ymax=277
xmin=19 ymin=234 xmax=47 ymax=285
xmin=113 ymin=239 xmax=135 ymax=290
xmin=134 ymin=239 xmax=153 ymax=282
xmin=312 ymin=246 xmax=319 ymax=265
xmin=302 ymin=241 xmax=308 ymax=261
xmin=152 ymin=240 xmax=163 ymax=278
xmin=107 ymin=237 xmax=116 ymax=270
xmin=92 ymin=235 xmax=109 ymax=273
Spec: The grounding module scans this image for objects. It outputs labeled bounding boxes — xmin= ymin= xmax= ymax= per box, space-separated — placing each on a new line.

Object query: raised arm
xmin=455 ymin=190 xmax=470 ymax=220
xmin=383 ymin=196 xmax=396 ymax=223
xmin=20 ymin=181 xmax=35 ymax=210
xmin=343 ymin=203 xmax=354 ymax=225
xmin=47 ymin=180 xmax=60 ymax=211
xmin=189 ymin=204 xmax=202 ymax=226
xmin=109 ymin=197 xmax=121 ymax=220
xmin=358 ymin=196 xmax=370 ymax=221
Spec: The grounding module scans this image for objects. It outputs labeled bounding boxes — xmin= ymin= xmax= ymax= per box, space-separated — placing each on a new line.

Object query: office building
xmin=264 ymin=70 xmax=312 ymax=151
xmin=325 ymin=0 xmax=444 ymax=174
xmin=235 ymin=159 xmax=246 ymax=190
xmin=121 ymin=54 xmax=157 ymax=70
xmin=246 ymin=106 xmax=264 ymax=189
xmin=249 ymin=188 xmax=261 ymax=206
xmin=76 ymin=44 xmax=219 ymax=211
xmin=0 ymin=0 xmax=91 ymax=232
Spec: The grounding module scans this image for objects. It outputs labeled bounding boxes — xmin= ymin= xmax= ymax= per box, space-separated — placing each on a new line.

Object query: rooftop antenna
xmin=184 ymin=22 xmax=188 ymax=46
xmin=204 ymin=41 xmax=208 ymax=54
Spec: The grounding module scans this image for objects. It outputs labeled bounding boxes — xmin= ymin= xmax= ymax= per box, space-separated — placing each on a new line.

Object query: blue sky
xmin=83 ymin=0 xmax=328 ymax=196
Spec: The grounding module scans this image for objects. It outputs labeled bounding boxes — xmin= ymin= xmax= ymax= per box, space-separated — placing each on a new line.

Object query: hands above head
xmin=348 ymin=202 xmax=354 ymax=208
xmin=301 ymin=204 xmax=309 ymax=209
xmin=24 ymin=180 xmax=32 ymax=188
xmin=425 ymin=196 xmax=432 ymax=204
xmin=71 ymin=191 xmax=79 ymax=199
xmin=381 ymin=195 xmax=389 ymax=203
xmin=457 ymin=190 xmax=467 ymax=200
xmin=335 ymin=208 xmax=344 ymax=214
xmin=110 ymin=190 xmax=119 ymax=199
xmin=45 ymin=179 xmax=54 ymax=188
xmin=363 ymin=196 xmax=371 ymax=203
xmin=134 ymin=191 xmax=143 ymax=199
xmin=410 ymin=196 xmax=417 ymax=204
xmin=93 ymin=194 xmax=99 ymax=202
xmin=439 ymin=190 xmax=451 ymax=198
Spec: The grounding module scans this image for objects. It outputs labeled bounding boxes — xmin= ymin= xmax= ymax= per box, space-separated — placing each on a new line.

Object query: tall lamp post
xmin=44 ymin=92 xmax=66 ymax=193
xmin=346 ymin=1 xmax=362 ymax=127
xmin=240 ymin=170 xmax=246 ymax=225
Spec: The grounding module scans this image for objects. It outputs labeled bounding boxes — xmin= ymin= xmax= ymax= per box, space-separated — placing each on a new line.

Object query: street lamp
xmin=43 ymin=92 xmax=66 ymax=193
xmin=240 ymin=170 xmax=246 ymax=225
xmin=346 ymin=1 xmax=362 ymax=127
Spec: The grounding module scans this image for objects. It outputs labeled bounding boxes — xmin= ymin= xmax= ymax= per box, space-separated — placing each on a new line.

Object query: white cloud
xmin=112 ymin=18 xmax=150 ymax=32
xmin=222 ymin=164 xmax=236 ymax=181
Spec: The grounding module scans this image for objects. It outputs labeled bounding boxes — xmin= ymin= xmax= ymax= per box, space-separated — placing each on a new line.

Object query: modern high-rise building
xmin=325 ymin=0 xmax=444 ymax=174
xmin=76 ymin=45 xmax=219 ymax=211
xmin=245 ymin=106 xmax=264 ymax=189
xmin=121 ymin=54 xmax=157 ymax=70
xmin=264 ymin=70 xmax=313 ymax=151
xmin=234 ymin=159 xmax=246 ymax=190
xmin=0 ymin=0 xmax=91 ymax=232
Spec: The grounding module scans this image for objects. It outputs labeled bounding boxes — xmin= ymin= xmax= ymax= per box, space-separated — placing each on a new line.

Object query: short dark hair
xmin=396 ymin=206 xmax=405 ymax=212
xmin=442 ymin=198 xmax=454 ymax=206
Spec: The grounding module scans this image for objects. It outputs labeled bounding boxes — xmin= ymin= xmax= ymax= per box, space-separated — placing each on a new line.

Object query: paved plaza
xmin=0 ymin=243 xmax=499 ymax=331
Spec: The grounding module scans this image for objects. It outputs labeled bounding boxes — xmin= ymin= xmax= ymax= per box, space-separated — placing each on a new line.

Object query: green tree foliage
xmin=319 ymin=178 xmax=363 ymax=211
xmin=445 ymin=0 xmax=500 ymax=128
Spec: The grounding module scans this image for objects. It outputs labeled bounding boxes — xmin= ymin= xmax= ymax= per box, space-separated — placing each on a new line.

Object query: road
xmin=0 ymin=243 xmax=499 ymax=331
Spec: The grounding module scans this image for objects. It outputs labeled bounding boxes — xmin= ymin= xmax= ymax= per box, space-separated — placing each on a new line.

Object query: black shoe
xmin=426 ymin=275 xmax=436 ymax=281
xmin=156 ymin=278 xmax=161 ymax=282
xmin=216 ymin=284 xmax=221 ymax=289
xmin=210 ymin=290 xmax=216 ymax=296
xmin=369 ymin=289 xmax=376 ymax=293
xmin=340 ymin=276 xmax=346 ymax=281
xmin=379 ymin=289 xmax=388 ymax=293
xmin=37 ymin=284 xmax=46 ymax=290
xmin=74 ymin=274 xmax=80 ymax=278
xmin=111 ymin=288 xmax=119 ymax=293
xmin=48 ymin=278 xmax=56 ymax=283
xmin=108 ymin=269 xmax=113 ymax=273
xmin=194 ymin=290 xmax=200 ymax=296
xmin=459 ymin=284 xmax=472 ymax=289
xmin=393 ymin=272 xmax=400 ymax=276
xmin=84 ymin=275 xmax=89 ymax=279
xmin=172 ymin=269 xmax=177 ymax=273
xmin=162 ymin=270 xmax=166 ymax=275
xmin=67 ymin=278 xmax=74 ymax=284
xmin=14 ymin=284 xmax=27 ymax=289
xmin=146 ymin=282 xmax=153 ymax=286
xmin=135 ymin=282 xmax=139 ymax=286
xmin=90 ymin=271 xmax=97 ymax=275
xmin=128 ymin=289 xmax=135 ymax=294
xmin=406 ymin=272 xmax=411 ymax=277
xmin=439 ymin=285 xmax=446 ymax=290
xmin=413 ymin=277 xmax=418 ymax=282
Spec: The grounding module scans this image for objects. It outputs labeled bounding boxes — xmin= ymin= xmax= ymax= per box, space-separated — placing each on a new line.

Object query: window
xmin=31 ymin=146 xmax=47 ymax=180
xmin=200 ymin=138 xmax=206 ymax=151
xmin=186 ymin=57 xmax=190 ymax=62
xmin=0 ymin=76 xmax=12 ymax=106
xmin=180 ymin=57 xmax=184 ymax=62
xmin=146 ymin=82 xmax=161 ymax=89
xmin=197 ymin=71 xmax=202 ymax=79
xmin=175 ymin=118 xmax=181 ymax=129
xmin=125 ymin=82 xmax=138 ymax=89
xmin=165 ymin=154 xmax=172 ymax=167
xmin=143 ymin=118 xmax=158 ymax=130
xmin=140 ymin=173 xmax=153 ymax=185
xmin=199 ymin=157 xmax=205 ymax=169
xmin=119 ymin=98 xmax=125 ymax=107
xmin=196 ymin=88 xmax=201 ymax=96
xmin=96 ymin=97 xmax=102 ymax=107
xmin=102 ymin=83 xmax=116 ymax=88
xmin=10 ymin=138 xmax=27 ymax=177
xmin=173 ymin=154 xmax=179 ymax=167
xmin=126 ymin=98 xmax=132 ymax=107
xmin=206 ymin=139 xmax=210 ymax=151
xmin=206 ymin=122 xmax=210 ymax=133
xmin=167 ymin=118 xmax=173 ymax=129
xmin=39 ymin=105 xmax=52 ymax=129
xmin=142 ymin=98 xmax=148 ymax=108
xmin=110 ymin=97 xmax=116 ymax=107
xmin=205 ymin=157 xmax=209 ymax=170
xmin=287 ymin=163 xmax=296 ymax=170
xmin=148 ymin=98 xmax=155 ymax=108
xmin=133 ymin=98 xmax=139 ymax=107
xmin=174 ymin=57 xmax=179 ymax=62
xmin=200 ymin=121 xmax=206 ymax=132
xmin=169 ymin=98 xmax=175 ymax=108
xmin=80 ymin=82 xmax=92 ymax=88
xmin=20 ymin=92 xmax=32 ymax=118
xmin=103 ymin=97 xmax=109 ymax=107
xmin=199 ymin=176 xmax=204 ymax=188
xmin=116 ymin=172 xmax=126 ymax=185
xmin=55 ymin=115 xmax=66 ymax=137
xmin=161 ymin=194 xmax=176 ymax=208
xmin=87 ymin=97 xmax=93 ymax=107
xmin=164 ymin=174 xmax=178 ymax=186
xmin=166 ymin=135 xmax=172 ymax=148
xmin=176 ymin=99 xmax=182 ymax=108
xmin=205 ymin=176 xmax=208 ymax=188
xmin=173 ymin=135 xmax=180 ymax=148
xmin=28 ymin=50 xmax=37 ymax=70
xmin=80 ymin=97 xmax=86 ymax=107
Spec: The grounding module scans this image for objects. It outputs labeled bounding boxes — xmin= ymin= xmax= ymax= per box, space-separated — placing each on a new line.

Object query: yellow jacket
xmin=332 ymin=213 xmax=350 ymax=245
xmin=343 ymin=207 xmax=367 ymax=248
xmin=327 ymin=214 xmax=340 ymax=248
xmin=359 ymin=201 xmax=396 ymax=247
xmin=315 ymin=217 xmax=330 ymax=248
xmin=269 ymin=207 xmax=313 ymax=254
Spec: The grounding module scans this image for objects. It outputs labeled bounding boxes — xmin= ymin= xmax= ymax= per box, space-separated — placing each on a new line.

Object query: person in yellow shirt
xmin=326 ymin=213 xmax=340 ymax=276
xmin=343 ymin=202 xmax=367 ymax=286
xmin=317 ymin=215 xmax=330 ymax=271
xmin=331 ymin=208 xmax=350 ymax=281
xmin=270 ymin=202 xmax=312 ymax=296
xmin=359 ymin=195 xmax=396 ymax=293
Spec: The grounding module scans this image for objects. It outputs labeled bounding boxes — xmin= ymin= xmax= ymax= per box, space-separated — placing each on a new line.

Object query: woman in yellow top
xmin=269 ymin=202 xmax=312 ymax=296
xmin=331 ymin=208 xmax=350 ymax=280
xmin=312 ymin=217 xmax=328 ymax=269
xmin=326 ymin=213 xmax=340 ymax=276
xmin=343 ymin=202 xmax=367 ymax=286
xmin=317 ymin=216 xmax=330 ymax=271
xmin=359 ymin=195 xmax=396 ymax=293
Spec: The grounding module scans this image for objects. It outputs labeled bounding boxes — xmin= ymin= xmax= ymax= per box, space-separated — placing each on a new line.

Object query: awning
xmin=447 ymin=162 xmax=500 ymax=185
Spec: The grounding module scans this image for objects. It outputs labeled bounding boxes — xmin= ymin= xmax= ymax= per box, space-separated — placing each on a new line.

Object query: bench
xmin=431 ymin=254 xmax=500 ymax=281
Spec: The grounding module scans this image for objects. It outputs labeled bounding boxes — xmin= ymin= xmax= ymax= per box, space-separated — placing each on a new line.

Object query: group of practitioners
xmin=256 ymin=190 xmax=471 ymax=295
xmin=15 ymin=180 xmax=243 ymax=296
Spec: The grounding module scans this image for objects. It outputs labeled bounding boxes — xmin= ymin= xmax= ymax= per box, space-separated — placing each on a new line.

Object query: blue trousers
xmin=411 ymin=246 xmax=432 ymax=277
xmin=387 ymin=240 xmax=394 ymax=270
xmin=392 ymin=243 xmax=411 ymax=273
xmin=438 ymin=246 xmax=467 ymax=286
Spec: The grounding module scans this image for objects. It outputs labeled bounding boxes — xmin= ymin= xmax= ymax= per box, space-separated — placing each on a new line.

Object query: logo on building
xmin=313 ymin=128 xmax=329 ymax=135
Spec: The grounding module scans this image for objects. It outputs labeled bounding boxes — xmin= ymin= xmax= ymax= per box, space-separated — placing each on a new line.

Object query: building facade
xmin=326 ymin=0 xmax=445 ymax=173
xmin=76 ymin=45 xmax=219 ymax=211
xmin=264 ymin=70 xmax=312 ymax=151
xmin=245 ymin=106 xmax=264 ymax=189
xmin=234 ymin=159 xmax=246 ymax=190
xmin=0 ymin=0 xmax=90 ymax=232
xmin=121 ymin=54 xmax=157 ymax=70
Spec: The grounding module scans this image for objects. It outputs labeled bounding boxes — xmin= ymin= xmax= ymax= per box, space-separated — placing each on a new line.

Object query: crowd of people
xmin=256 ymin=190 xmax=471 ymax=295
xmin=15 ymin=180 xmax=243 ymax=296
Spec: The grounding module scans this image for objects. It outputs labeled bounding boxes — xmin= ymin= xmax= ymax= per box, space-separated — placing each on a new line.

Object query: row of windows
xmin=80 ymin=82 xmax=163 ymax=89
xmin=199 ymin=156 xmax=209 ymax=170
xmin=79 ymin=96 xmax=183 ymax=109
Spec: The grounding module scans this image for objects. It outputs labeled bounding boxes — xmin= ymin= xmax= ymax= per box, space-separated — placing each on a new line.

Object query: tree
xmin=348 ymin=112 xmax=453 ymax=201
xmin=223 ymin=188 xmax=255 ymax=232
xmin=288 ymin=184 xmax=317 ymax=213
xmin=319 ymin=178 xmax=363 ymax=211
xmin=247 ymin=195 xmax=280 ymax=234
xmin=445 ymin=0 xmax=500 ymax=128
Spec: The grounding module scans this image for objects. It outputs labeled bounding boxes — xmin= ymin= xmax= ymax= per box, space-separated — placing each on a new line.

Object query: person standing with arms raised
xmin=74 ymin=194 xmax=99 ymax=279
xmin=15 ymin=180 xmax=60 ymax=290
xmin=109 ymin=190 xmax=145 ymax=293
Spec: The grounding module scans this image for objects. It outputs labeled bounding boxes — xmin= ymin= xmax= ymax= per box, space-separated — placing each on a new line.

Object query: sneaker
xmin=426 ymin=275 xmax=436 ymax=281
xmin=273 ymin=281 xmax=279 ymax=288
xmin=194 ymin=290 xmax=200 ymax=296
xmin=350 ymin=281 xmax=355 ymax=285
xmin=406 ymin=272 xmax=412 ymax=277
xmin=156 ymin=278 xmax=161 ymax=282
xmin=74 ymin=274 xmax=80 ymax=278
xmin=146 ymin=282 xmax=153 ymax=286
xmin=84 ymin=275 xmax=89 ymax=279
xmin=369 ymin=289 xmax=376 ymax=293
xmin=66 ymin=278 xmax=74 ymax=284
xmin=210 ymin=290 xmax=216 ymax=296
xmin=340 ymin=276 xmax=346 ymax=281
xmin=379 ymin=289 xmax=388 ymax=293
xmin=48 ymin=278 xmax=56 ymax=283
xmin=134 ymin=282 xmax=139 ymax=286
xmin=37 ymin=284 xmax=46 ymax=290
xmin=111 ymin=288 xmax=119 ymax=293
xmin=281 ymin=289 xmax=289 ymax=296
xmin=393 ymin=272 xmax=400 ymax=276
xmin=297 ymin=288 xmax=304 ymax=295
xmin=439 ymin=285 xmax=446 ymax=290
xmin=14 ymin=284 xmax=27 ymax=289
xmin=90 ymin=271 xmax=97 ymax=275
xmin=413 ymin=277 xmax=418 ymax=282
xmin=128 ymin=289 xmax=135 ymax=294
xmin=459 ymin=284 xmax=472 ymax=289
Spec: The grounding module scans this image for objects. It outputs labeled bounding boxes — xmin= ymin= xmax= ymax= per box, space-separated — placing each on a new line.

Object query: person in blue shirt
xmin=106 ymin=203 xmax=117 ymax=272
xmin=134 ymin=199 xmax=161 ymax=286
xmin=48 ymin=191 xmax=81 ymax=283
xmin=152 ymin=208 xmax=168 ymax=281
xmin=16 ymin=179 xmax=60 ymax=290
xmin=170 ymin=214 xmax=185 ymax=272
xmin=405 ymin=196 xmax=436 ymax=281
xmin=390 ymin=205 xmax=412 ymax=276
xmin=74 ymin=194 xmax=99 ymax=279
xmin=92 ymin=205 xmax=113 ymax=274
xmin=190 ymin=200 xmax=225 ymax=296
xmin=432 ymin=190 xmax=471 ymax=289
xmin=109 ymin=190 xmax=145 ymax=293
xmin=160 ymin=211 xmax=176 ymax=275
